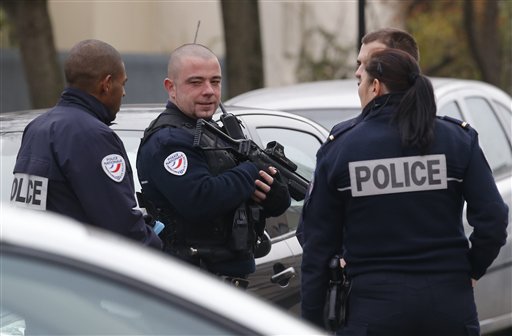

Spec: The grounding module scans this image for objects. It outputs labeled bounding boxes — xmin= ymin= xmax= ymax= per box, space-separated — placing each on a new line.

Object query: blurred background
xmin=0 ymin=0 xmax=511 ymax=113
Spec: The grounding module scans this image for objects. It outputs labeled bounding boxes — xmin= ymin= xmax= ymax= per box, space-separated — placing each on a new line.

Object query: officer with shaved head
xmin=136 ymin=44 xmax=290 ymax=287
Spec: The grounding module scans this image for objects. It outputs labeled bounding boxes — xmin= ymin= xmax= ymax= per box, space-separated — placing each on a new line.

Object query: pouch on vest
xmin=230 ymin=205 xmax=249 ymax=251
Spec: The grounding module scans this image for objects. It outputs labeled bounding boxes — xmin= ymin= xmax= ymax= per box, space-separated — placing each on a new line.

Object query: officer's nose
xmin=203 ymin=82 xmax=215 ymax=95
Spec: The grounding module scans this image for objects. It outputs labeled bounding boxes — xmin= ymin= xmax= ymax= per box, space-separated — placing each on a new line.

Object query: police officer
xmin=300 ymin=48 xmax=508 ymax=335
xmin=11 ymin=39 xmax=162 ymax=249
xmin=296 ymin=27 xmax=419 ymax=247
xmin=136 ymin=43 xmax=290 ymax=286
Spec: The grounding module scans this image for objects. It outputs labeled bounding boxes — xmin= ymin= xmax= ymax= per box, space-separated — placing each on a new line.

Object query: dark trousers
xmin=337 ymin=272 xmax=480 ymax=336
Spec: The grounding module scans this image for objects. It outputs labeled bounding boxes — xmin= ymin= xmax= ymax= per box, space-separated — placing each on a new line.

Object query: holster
xmin=324 ymin=255 xmax=351 ymax=332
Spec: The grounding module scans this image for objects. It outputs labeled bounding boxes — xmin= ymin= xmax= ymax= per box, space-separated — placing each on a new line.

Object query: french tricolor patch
xmin=164 ymin=151 xmax=188 ymax=176
xmin=101 ymin=154 xmax=126 ymax=182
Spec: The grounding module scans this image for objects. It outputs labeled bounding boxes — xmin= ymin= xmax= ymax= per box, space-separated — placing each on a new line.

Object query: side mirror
xmin=254 ymin=231 xmax=272 ymax=258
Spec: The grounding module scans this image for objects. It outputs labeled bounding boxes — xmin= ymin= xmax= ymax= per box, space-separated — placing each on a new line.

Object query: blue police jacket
xmin=136 ymin=101 xmax=263 ymax=276
xmin=300 ymin=93 xmax=509 ymax=326
xmin=12 ymin=88 xmax=162 ymax=249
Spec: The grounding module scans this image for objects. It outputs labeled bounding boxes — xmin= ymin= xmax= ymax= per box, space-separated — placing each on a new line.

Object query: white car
xmin=0 ymin=105 xmax=329 ymax=330
xmin=1 ymin=205 xmax=324 ymax=335
xmin=226 ymin=78 xmax=512 ymax=334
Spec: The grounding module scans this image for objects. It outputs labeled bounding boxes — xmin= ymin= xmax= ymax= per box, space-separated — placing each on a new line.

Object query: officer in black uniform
xmin=136 ymin=43 xmax=290 ymax=286
xmin=300 ymin=49 xmax=508 ymax=335
xmin=11 ymin=39 xmax=162 ymax=250
xmin=296 ymin=27 xmax=419 ymax=247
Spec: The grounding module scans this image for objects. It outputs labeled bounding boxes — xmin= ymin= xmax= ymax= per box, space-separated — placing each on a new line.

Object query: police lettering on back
xmin=300 ymin=29 xmax=508 ymax=336
xmin=348 ymin=154 xmax=447 ymax=197
xmin=11 ymin=173 xmax=48 ymax=210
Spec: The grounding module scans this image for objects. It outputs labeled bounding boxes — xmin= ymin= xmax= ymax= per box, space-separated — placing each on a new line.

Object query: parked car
xmin=226 ymin=78 xmax=512 ymax=334
xmin=1 ymin=205 xmax=324 ymax=335
xmin=0 ymin=104 xmax=328 ymax=323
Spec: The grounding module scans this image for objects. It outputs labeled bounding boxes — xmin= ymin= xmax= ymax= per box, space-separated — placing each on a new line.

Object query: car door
xmin=437 ymin=88 xmax=512 ymax=333
xmin=234 ymin=113 xmax=327 ymax=314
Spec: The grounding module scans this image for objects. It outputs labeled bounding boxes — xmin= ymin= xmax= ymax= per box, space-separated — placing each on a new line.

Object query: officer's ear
xmin=372 ymin=78 xmax=380 ymax=96
xmin=99 ymin=74 xmax=113 ymax=95
xmin=164 ymin=78 xmax=176 ymax=101
xmin=373 ymin=78 xmax=387 ymax=96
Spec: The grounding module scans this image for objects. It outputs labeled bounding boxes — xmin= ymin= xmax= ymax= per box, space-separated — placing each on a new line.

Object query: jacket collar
xmin=164 ymin=101 xmax=198 ymax=127
xmin=326 ymin=93 xmax=403 ymax=143
xmin=58 ymin=87 xmax=114 ymax=125
xmin=361 ymin=93 xmax=403 ymax=119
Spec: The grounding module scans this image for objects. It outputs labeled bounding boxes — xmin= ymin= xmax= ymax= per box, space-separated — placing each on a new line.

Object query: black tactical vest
xmin=139 ymin=108 xmax=256 ymax=261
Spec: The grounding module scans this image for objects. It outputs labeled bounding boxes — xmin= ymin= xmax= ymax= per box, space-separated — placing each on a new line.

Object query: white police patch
xmin=164 ymin=151 xmax=188 ymax=176
xmin=348 ymin=154 xmax=447 ymax=197
xmin=101 ymin=154 xmax=126 ymax=182
xmin=10 ymin=173 xmax=48 ymax=210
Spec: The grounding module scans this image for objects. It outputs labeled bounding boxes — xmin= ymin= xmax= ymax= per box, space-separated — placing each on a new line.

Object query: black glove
xmin=261 ymin=171 xmax=291 ymax=217
xmin=143 ymin=214 xmax=155 ymax=226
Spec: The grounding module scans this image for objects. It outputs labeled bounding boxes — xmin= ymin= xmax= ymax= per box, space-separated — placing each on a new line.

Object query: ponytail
xmin=393 ymin=74 xmax=436 ymax=154
xmin=365 ymin=49 xmax=437 ymax=153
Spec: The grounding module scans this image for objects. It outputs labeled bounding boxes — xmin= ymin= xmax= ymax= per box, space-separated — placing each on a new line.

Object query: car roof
xmin=226 ymin=79 xmax=362 ymax=111
xmin=1 ymin=206 xmax=322 ymax=335
xmin=225 ymin=77 xmax=512 ymax=111
xmin=0 ymin=104 xmax=329 ymax=134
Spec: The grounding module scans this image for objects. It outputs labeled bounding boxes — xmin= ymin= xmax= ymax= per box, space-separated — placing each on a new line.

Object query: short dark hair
xmin=362 ymin=28 xmax=419 ymax=61
xmin=64 ymin=39 xmax=123 ymax=91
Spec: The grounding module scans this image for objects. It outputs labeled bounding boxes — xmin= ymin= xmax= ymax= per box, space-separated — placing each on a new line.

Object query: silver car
xmin=1 ymin=205 xmax=324 ymax=335
xmin=0 ymin=104 xmax=328 ymax=327
xmin=226 ymin=78 xmax=512 ymax=334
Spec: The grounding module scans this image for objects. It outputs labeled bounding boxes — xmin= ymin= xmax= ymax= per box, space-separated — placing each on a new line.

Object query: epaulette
xmin=438 ymin=115 xmax=471 ymax=130
xmin=325 ymin=118 xmax=359 ymax=143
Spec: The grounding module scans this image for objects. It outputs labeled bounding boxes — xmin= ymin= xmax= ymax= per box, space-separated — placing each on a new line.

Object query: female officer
xmin=300 ymin=48 xmax=508 ymax=335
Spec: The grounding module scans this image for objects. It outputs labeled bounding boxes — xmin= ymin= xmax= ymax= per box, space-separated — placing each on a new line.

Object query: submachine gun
xmin=193 ymin=103 xmax=310 ymax=201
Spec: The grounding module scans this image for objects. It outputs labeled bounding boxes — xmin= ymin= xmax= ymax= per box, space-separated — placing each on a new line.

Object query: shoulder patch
xmin=164 ymin=151 xmax=188 ymax=176
xmin=102 ymin=154 xmax=126 ymax=182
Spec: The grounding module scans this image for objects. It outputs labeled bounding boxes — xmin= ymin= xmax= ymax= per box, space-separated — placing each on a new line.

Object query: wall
xmin=1 ymin=1 xmax=402 ymax=112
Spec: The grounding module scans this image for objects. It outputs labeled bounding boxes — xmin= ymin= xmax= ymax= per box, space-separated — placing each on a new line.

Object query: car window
xmin=256 ymin=127 xmax=319 ymax=181
xmin=438 ymin=100 xmax=464 ymax=120
xmin=290 ymin=108 xmax=360 ymax=131
xmin=1 ymin=253 xmax=240 ymax=335
xmin=493 ymin=100 xmax=511 ymax=142
xmin=0 ymin=133 xmax=22 ymax=203
xmin=464 ymin=97 xmax=512 ymax=177
xmin=255 ymin=127 xmax=322 ymax=238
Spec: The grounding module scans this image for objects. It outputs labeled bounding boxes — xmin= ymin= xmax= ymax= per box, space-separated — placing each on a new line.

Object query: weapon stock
xmin=193 ymin=119 xmax=309 ymax=201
